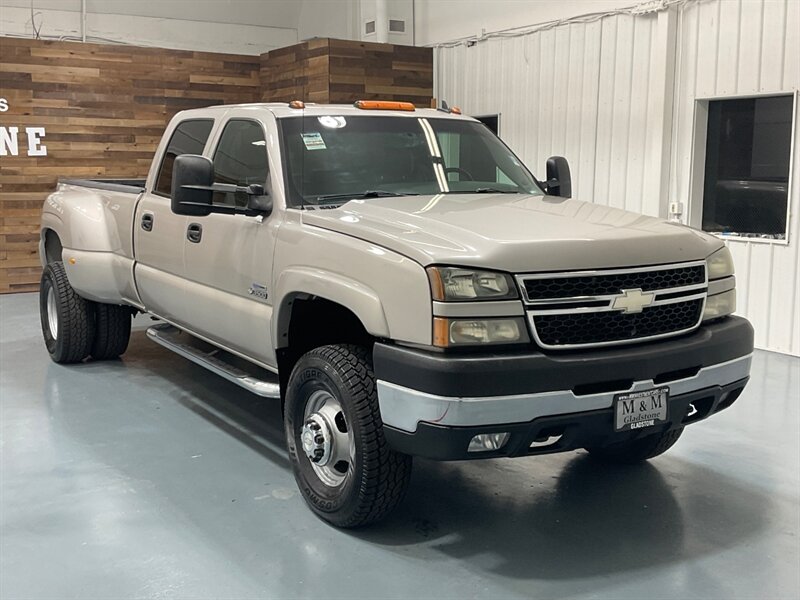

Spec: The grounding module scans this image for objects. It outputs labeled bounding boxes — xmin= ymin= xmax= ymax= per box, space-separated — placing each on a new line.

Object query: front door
xmin=134 ymin=118 xmax=214 ymax=323
xmin=181 ymin=117 xmax=280 ymax=367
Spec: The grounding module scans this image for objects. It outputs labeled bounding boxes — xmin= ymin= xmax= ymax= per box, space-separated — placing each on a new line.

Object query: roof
xmin=174 ymin=102 xmax=475 ymax=121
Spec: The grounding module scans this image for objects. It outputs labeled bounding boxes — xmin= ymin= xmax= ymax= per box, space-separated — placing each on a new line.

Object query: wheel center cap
xmin=300 ymin=415 xmax=331 ymax=465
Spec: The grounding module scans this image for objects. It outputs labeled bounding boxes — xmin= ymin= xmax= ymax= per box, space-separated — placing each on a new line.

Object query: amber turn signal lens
xmin=433 ymin=317 xmax=450 ymax=348
xmin=354 ymin=100 xmax=416 ymax=111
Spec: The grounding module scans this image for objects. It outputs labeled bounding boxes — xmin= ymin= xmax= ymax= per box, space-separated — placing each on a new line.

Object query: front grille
xmin=534 ymin=299 xmax=704 ymax=347
xmin=518 ymin=262 xmax=707 ymax=349
xmin=523 ymin=265 xmax=705 ymax=300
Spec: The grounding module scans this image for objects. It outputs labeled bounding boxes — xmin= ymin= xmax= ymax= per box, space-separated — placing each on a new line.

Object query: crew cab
xmin=38 ymin=100 xmax=754 ymax=527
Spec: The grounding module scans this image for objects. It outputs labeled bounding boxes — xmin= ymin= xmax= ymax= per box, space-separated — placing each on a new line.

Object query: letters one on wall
xmin=0 ymin=98 xmax=48 ymax=157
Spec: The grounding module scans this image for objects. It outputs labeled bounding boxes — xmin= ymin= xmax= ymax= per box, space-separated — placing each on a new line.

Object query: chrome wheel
xmin=301 ymin=390 xmax=354 ymax=487
xmin=46 ymin=286 xmax=58 ymax=340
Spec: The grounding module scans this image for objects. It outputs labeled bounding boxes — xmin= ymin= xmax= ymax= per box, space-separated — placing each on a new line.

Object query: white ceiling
xmin=2 ymin=0 xmax=304 ymax=29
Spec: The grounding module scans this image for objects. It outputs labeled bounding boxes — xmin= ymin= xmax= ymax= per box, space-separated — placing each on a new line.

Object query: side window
xmin=154 ymin=119 xmax=214 ymax=196
xmin=212 ymin=120 xmax=269 ymax=207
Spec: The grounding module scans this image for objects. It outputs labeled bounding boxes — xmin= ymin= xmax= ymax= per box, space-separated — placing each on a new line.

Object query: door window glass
xmin=154 ymin=119 xmax=213 ymax=196
xmin=212 ymin=120 xmax=269 ymax=207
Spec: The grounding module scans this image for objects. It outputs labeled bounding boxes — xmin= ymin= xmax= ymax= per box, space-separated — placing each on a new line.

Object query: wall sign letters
xmin=0 ymin=99 xmax=48 ymax=157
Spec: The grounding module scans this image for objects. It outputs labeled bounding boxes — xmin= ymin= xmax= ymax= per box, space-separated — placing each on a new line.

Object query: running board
xmin=146 ymin=323 xmax=281 ymax=398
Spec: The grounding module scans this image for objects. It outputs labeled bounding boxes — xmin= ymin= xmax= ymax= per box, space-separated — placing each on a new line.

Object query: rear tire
xmin=39 ymin=261 xmax=95 ymax=364
xmin=586 ymin=428 xmax=684 ymax=464
xmin=284 ymin=344 xmax=412 ymax=528
xmin=91 ymin=303 xmax=132 ymax=360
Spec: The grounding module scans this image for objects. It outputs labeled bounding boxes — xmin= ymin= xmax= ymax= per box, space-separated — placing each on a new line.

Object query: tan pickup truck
xmin=38 ymin=100 xmax=753 ymax=527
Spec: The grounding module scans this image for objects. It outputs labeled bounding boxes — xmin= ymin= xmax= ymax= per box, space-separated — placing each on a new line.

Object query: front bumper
xmin=373 ymin=316 xmax=754 ymax=460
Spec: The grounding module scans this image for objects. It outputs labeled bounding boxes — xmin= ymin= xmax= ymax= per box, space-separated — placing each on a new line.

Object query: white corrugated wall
xmin=434 ymin=0 xmax=800 ymax=355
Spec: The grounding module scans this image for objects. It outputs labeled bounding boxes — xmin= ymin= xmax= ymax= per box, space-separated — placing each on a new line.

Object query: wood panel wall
xmin=0 ymin=37 xmax=261 ymax=293
xmin=0 ymin=36 xmax=432 ymax=294
xmin=261 ymin=38 xmax=433 ymax=107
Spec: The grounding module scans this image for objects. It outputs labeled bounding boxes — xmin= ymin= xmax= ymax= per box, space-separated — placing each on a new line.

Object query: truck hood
xmin=301 ymin=193 xmax=722 ymax=272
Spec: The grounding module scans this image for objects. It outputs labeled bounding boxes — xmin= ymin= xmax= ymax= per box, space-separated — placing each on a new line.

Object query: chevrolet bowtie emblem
xmin=612 ymin=288 xmax=655 ymax=314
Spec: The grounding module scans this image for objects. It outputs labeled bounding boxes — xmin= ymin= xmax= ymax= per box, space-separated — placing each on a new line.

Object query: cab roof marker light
xmin=289 ymin=100 xmax=305 ymax=109
xmin=354 ymin=100 xmax=416 ymax=111
xmin=450 ymin=107 xmax=462 ymax=114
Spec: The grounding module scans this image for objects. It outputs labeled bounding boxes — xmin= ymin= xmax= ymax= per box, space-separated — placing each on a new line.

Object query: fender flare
xmin=273 ymin=267 xmax=390 ymax=349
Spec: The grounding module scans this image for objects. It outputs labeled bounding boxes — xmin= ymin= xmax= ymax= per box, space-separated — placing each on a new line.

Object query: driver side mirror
xmin=545 ymin=156 xmax=572 ymax=198
xmin=171 ymin=154 xmax=272 ymax=217
xmin=171 ymin=154 xmax=214 ymax=216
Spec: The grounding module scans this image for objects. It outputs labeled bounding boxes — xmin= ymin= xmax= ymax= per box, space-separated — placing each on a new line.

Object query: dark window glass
xmin=278 ymin=116 xmax=541 ymax=207
xmin=702 ymin=95 xmax=793 ymax=238
xmin=154 ymin=119 xmax=213 ymax=196
xmin=212 ymin=120 xmax=268 ymax=207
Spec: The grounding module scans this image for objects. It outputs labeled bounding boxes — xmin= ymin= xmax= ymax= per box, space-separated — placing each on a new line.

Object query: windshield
xmin=278 ymin=115 xmax=543 ymax=207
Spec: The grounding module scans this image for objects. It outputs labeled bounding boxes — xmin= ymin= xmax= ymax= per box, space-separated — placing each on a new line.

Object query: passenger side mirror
xmin=545 ymin=156 xmax=572 ymax=198
xmin=171 ymin=154 xmax=214 ymax=216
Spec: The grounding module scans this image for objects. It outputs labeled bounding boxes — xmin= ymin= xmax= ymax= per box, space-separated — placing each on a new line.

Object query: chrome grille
xmin=517 ymin=261 xmax=708 ymax=350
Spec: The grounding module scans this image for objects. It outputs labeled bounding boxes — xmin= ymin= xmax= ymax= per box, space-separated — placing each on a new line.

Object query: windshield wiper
xmin=471 ymin=187 xmax=522 ymax=194
xmin=314 ymin=190 xmax=420 ymax=203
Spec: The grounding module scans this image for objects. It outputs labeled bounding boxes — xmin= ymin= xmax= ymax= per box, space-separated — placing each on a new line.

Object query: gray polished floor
xmin=1 ymin=292 xmax=798 ymax=600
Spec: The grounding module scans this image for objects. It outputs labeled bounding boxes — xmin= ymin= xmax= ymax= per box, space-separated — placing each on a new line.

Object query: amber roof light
xmin=288 ymin=100 xmax=305 ymax=109
xmin=354 ymin=100 xmax=416 ymax=111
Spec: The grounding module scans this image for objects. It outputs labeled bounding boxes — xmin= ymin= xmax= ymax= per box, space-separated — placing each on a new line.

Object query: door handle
xmin=187 ymin=222 xmax=203 ymax=243
xmin=141 ymin=213 xmax=153 ymax=232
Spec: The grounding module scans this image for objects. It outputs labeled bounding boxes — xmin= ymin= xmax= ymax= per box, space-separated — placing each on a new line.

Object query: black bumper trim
xmin=374 ymin=316 xmax=753 ymax=398
xmin=383 ymin=378 xmax=748 ymax=460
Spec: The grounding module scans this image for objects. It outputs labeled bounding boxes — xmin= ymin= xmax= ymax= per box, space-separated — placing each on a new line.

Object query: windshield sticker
xmin=301 ymin=132 xmax=327 ymax=150
xmin=317 ymin=116 xmax=347 ymax=129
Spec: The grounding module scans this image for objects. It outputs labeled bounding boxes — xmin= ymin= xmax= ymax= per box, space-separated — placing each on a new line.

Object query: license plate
xmin=614 ymin=387 xmax=669 ymax=432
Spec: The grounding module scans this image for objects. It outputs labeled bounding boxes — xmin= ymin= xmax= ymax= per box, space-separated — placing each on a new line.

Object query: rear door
xmin=181 ymin=116 xmax=281 ymax=366
xmin=134 ymin=118 xmax=214 ymax=323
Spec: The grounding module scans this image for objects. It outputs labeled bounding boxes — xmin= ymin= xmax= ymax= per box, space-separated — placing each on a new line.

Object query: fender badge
xmin=248 ymin=283 xmax=268 ymax=300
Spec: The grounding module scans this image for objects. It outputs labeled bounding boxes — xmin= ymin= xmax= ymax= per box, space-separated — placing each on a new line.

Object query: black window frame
xmin=210 ymin=117 xmax=270 ymax=208
xmin=152 ymin=118 xmax=214 ymax=198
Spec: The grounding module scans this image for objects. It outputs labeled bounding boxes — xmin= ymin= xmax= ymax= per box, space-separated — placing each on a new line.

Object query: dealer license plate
xmin=614 ymin=387 xmax=669 ymax=432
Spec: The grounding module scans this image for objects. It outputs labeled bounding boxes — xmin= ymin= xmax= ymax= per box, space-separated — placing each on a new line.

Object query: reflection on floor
xmin=1 ymin=292 xmax=798 ymax=599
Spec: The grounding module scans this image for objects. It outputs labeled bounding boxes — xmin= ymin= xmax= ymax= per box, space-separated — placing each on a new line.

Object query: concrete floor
xmin=1 ymin=292 xmax=798 ymax=600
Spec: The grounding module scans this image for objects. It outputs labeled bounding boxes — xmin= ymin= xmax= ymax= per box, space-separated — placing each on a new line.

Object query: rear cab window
xmin=153 ymin=119 xmax=214 ymax=196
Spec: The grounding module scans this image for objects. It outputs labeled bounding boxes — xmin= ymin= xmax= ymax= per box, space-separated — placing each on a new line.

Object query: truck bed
xmin=58 ymin=178 xmax=146 ymax=194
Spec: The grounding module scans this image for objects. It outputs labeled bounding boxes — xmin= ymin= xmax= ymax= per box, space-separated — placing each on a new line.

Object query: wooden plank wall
xmin=0 ymin=36 xmax=432 ymax=294
xmin=260 ymin=38 xmax=433 ymax=107
xmin=0 ymin=37 xmax=261 ymax=293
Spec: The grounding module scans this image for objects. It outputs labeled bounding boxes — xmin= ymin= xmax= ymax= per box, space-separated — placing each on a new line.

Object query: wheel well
xmin=43 ymin=229 xmax=63 ymax=264
xmin=276 ymin=296 xmax=375 ymax=401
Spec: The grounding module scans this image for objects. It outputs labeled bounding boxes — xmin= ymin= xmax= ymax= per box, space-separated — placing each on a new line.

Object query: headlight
xmin=433 ymin=317 xmax=529 ymax=347
xmin=703 ymin=289 xmax=736 ymax=321
xmin=707 ymin=247 xmax=735 ymax=279
xmin=427 ymin=266 xmax=518 ymax=301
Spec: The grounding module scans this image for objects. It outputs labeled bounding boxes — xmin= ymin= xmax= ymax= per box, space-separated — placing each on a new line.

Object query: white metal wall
xmin=670 ymin=0 xmax=800 ymax=355
xmin=435 ymin=0 xmax=800 ymax=355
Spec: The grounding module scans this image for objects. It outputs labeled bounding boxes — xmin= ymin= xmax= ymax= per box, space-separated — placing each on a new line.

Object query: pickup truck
xmin=38 ymin=100 xmax=754 ymax=527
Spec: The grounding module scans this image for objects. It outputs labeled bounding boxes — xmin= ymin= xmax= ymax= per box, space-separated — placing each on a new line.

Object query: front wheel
xmin=284 ymin=344 xmax=412 ymax=528
xmin=586 ymin=427 xmax=684 ymax=464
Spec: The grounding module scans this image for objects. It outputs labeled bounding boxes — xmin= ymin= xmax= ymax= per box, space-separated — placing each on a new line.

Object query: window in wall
xmin=154 ymin=119 xmax=214 ymax=196
xmin=212 ymin=119 xmax=269 ymax=208
xmin=702 ymin=95 xmax=793 ymax=239
xmin=475 ymin=114 xmax=500 ymax=136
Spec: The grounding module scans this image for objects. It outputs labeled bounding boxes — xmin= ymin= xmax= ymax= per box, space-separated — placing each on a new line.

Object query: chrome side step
xmin=146 ymin=323 xmax=281 ymax=398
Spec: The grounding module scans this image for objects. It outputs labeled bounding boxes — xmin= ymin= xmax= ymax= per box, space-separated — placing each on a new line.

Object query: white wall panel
xmin=671 ymin=0 xmax=800 ymax=356
xmin=435 ymin=0 xmax=800 ymax=355
xmin=436 ymin=12 xmax=663 ymax=213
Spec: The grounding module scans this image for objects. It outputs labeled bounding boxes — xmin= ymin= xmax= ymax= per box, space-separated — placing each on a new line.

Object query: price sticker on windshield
xmin=301 ymin=132 xmax=327 ymax=151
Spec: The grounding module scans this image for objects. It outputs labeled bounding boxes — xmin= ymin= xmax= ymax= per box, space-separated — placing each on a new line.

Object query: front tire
xmin=586 ymin=427 xmax=684 ymax=464
xmin=284 ymin=344 xmax=412 ymax=528
xmin=39 ymin=261 xmax=95 ymax=363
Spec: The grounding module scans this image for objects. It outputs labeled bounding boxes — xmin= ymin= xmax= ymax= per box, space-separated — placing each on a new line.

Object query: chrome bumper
xmin=376 ymin=354 xmax=752 ymax=433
